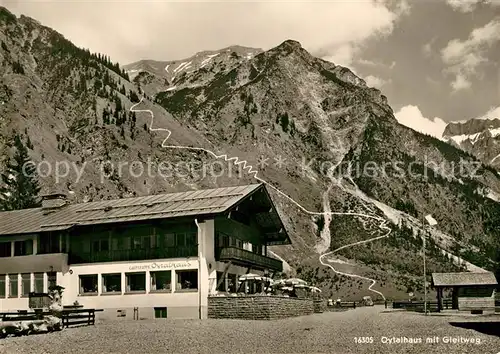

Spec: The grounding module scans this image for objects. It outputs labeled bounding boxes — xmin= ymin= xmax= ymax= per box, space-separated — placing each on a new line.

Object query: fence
xmin=391 ymin=299 xmax=453 ymax=311
xmin=326 ymin=301 xmax=356 ymax=309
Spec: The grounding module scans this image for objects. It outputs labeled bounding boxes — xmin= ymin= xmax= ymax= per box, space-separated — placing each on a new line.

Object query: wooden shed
xmin=431 ymin=272 xmax=497 ymax=313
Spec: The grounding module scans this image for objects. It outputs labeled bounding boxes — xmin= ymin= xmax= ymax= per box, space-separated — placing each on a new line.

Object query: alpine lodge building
xmin=0 ymin=184 xmax=290 ymax=319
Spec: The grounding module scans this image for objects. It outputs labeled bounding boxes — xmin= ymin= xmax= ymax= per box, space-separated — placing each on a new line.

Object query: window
xmin=14 ymin=239 xmax=33 ymax=256
xmin=126 ymin=272 xmax=145 ymax=292
xmin=21 ymin=273 xmax=31 ymax=297
xmin=151 ymin=234 xmax=159 ymax=248
xmin=0 ymin=275 xmax=5 ymax=297
xmin=61 ymin=235 xmax=67 ymax=253
xmin=142 ymin=235 xmax=151 ymax=249
xmin=216 ymin=271 xmax=226 ymax=292
xmin=164 ymin=234 xmax=175 ymax=247
xmin=215 ymin=233 xmax=230 ymax=248
xmin=47 ymin=272 xmax=57 ymax=289
xmin=185 ymin=233 xmax=197 ymax=246
xmin=176 ymin=233 xmax=186 ymax=246
xmin=253 ymin=244 xmax=263 ymax=255
xmin=175 ymin=270 xmax=198 ymax=291
xmin=101 ymin=239 xmax=109 ymax=251
xmin=39 ymin=233 xmax=60 ymax=254
xmin=216 ymin=234 xmax=223 ymax=248
xmin=93 ymin=239 xmax=109 ymax=252
xmin=228 ymin=274 xmax=237 ymax=293
xmin=34 ymin=273 xmax=44 ymax=293
xmin=81 ymin=239 xmax=91 ymax=253
xmin=154 ymin=307 xmax=167 ymax=318
xmin=102 ymin=274 xmax=121 ymax=293
xmin=8 ymin=274 xmax=18 ymax=297
xmin=151 ymin=271 xmax=171 ymax=291
xmin=131 ymin=236 xmax=151 ymax=250
xmin=111 ymin=237 xmax=127 ymax=251
xmin=79 ymin=275 xmax=98 ymax=294
xmin=0 ymin=242 xmax=11 ymax=257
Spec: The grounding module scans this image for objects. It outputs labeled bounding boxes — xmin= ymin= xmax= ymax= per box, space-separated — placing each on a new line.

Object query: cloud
xmin=426 ymin=76 xmax=441 ymax=86
xmin=355 ymin=59 xmax=396 ymax=69
xmin=364 ymin=75 xmax=391 ymax=89
xmin=321 ymin=44 xmax=359 ymax=69
xmin=317 ymin=0 xmax=410 ymax=67
xmin=394 ymin=105 xmax=447 ymax=138
xmin=8 ymin=0 xmax=411 ymax=66
xmin=422 ymin=43 xmax=432 ymax=56
xmin=441 ymin=19 xmax=500 ymax=91
xmin=446 ymin=0 xmax=500 ymax=12
xmin=450 ymin=74 xmax=472 ymax=91
xmin=476 ymin=106 xmax=500 ymax=120
xmin=356 ymin=58 xmax=379 ymax=67
xmin=422 ymin=38 xmax=436 ymax=57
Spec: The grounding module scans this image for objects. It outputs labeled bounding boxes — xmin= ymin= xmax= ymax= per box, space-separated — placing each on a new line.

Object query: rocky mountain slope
xmin=1 ymin=6 xmax=499 ymax=301
xmin=124 ymin=46 xmax=262 ymax=97
xmin=443 ymin=118 xmax=500 ymax=170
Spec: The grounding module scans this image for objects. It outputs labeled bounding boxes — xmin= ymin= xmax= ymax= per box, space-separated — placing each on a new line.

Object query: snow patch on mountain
xmin=490 ymin=128 xmax=500 ymax=137
xmin=449 ymin=132 xmax=482 ymax=145
xmin=443 ymin=118 xmax=500 ymax=168
xmin=491 ymin=153 xmax=500 ymax=164
xmin=174 ymin=61 xmax=192 ymax=73
xmin=487 ymin=191 xmax=499 ymax=202
xmin=201 ymin=53 xmax=219 ymax=68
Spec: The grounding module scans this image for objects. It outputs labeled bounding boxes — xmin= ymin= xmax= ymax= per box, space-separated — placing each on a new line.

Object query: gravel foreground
xmin=0 ymin=306 xmax=499 ymax=354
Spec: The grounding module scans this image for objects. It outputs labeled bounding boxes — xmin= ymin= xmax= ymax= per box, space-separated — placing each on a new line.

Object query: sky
xmin=3 ymin=0 xmax=500 ymax=138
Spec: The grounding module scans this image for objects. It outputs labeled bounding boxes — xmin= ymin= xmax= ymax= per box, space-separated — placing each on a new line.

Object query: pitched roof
xmin=431 ymin=272 xmax=498 ymax=287
xmin=0 ymin=184 xmax=264 ymax=236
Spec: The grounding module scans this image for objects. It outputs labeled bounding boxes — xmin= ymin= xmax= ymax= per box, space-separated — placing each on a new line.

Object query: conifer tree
xmin=0 ymin=135 xmax=41 ymax=210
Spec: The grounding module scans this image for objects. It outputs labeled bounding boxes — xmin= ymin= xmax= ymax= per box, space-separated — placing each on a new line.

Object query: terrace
xmin=215 ymin=247 xmax=283 ymax=272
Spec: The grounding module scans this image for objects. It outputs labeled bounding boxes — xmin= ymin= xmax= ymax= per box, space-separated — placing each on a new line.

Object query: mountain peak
xmin=279 ymin=39 xmax=303 ymax=49
xmin=272 ymin=39 xmax=304 ymax=55
xmin=443 ymin=117 xmax=500 ymax=137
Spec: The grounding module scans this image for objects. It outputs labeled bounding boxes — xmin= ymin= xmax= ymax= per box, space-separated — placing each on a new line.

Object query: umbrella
xmin=273 ymin=279 xmax=287 ymax=286
xmin=285 ymin=278 xmax=307 ymax=286
xmin=239 ymin=273 xmax=262 ymax=281
xmin=293 ymin=284 xmax=308 ymax=288
xmin=309 ymin=286 xmax=322 ymax=293
xmin=239 ymin=274 xmax=273 ymax=282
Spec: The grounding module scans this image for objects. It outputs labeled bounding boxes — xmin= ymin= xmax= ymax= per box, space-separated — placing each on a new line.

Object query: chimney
xmin=41 ymin=193 xmax=68 ymax=210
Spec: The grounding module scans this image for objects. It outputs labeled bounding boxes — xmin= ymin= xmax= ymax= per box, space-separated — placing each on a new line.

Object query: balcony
xmin=0 ymin=253 xmax=68 ymax=274
xmin=69 ymin=246 xmax=198 ymax=264
xmin=215 ymin=247 xmax=283 ymax=272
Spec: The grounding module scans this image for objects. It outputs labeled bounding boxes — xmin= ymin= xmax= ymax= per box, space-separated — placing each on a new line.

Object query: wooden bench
xmin=0 ymin=310 xmax=53 ymax=323
xmin=61 ymin=309 xmax=104 ymax=328
xmin=1 ymin=308 xmax=104 ymax=328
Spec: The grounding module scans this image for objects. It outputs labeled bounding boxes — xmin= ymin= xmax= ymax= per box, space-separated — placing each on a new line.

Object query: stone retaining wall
xmin=313 ymin=300 xmax=326 ymax=313
xmin=208 ymin=296 xmax=314 ymax=320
